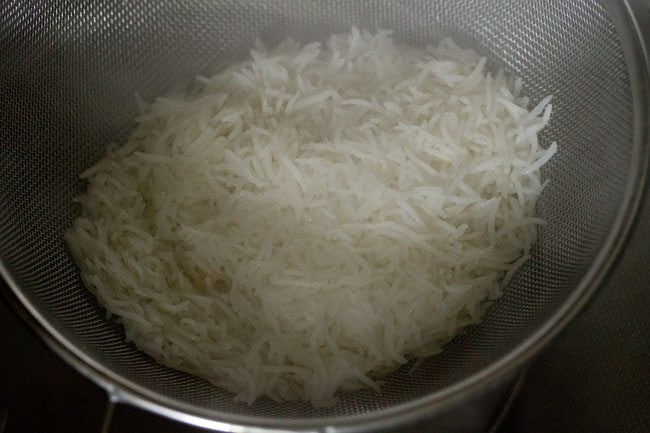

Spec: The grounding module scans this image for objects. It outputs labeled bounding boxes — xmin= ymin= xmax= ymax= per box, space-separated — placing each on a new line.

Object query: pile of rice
xmin=66 ymin=27 xmax=556 ymax=405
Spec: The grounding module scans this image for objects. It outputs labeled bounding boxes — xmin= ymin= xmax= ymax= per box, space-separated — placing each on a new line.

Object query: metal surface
xmin=0 ymin=0 xmax=648 ymax=432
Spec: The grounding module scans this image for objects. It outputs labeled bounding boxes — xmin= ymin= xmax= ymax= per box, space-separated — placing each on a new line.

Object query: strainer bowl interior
xmin=0 ymin=0 xmax=648 ymax=431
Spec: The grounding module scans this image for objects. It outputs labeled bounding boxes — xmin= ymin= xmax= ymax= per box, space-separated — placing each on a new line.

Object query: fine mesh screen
xmin=0 ymin=0 xmax=645 ymax=428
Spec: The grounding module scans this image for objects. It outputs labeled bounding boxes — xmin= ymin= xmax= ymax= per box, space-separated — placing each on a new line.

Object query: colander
xmin=1 ymin=1 xmax=648 ymax=432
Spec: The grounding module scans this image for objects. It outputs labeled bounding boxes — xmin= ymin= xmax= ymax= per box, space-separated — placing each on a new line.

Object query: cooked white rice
xmin=66 ymin=27 xmax=556 ymax=406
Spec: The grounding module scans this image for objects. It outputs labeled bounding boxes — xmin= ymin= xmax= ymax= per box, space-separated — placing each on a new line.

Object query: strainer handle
xmin=100 ymin=395 xmax=117 ymax=433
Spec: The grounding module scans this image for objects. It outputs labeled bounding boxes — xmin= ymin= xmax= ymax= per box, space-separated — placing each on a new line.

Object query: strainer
xmin=0 ymin=0 xmax=648 ymax=432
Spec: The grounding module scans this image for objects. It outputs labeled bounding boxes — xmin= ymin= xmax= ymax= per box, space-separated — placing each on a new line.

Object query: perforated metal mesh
xmin=0 ymin=0 xmax=647 ymax=431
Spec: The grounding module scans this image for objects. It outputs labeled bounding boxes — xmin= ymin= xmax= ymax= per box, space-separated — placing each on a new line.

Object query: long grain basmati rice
xmin=66 ymin=27 xmax=556 ymax=406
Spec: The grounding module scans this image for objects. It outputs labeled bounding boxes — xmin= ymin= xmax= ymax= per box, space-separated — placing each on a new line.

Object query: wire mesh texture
xmin=0 ymin=0 xmax=647 ymax=432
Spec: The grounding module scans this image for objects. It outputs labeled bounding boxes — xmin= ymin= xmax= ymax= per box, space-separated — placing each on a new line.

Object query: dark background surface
xmin=2 ymin=2 xmax=650 ymax=433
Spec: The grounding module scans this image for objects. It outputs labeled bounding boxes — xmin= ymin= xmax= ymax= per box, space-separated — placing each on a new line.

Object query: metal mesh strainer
xmin=0 ymin=1 xmax=648 ymax=432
